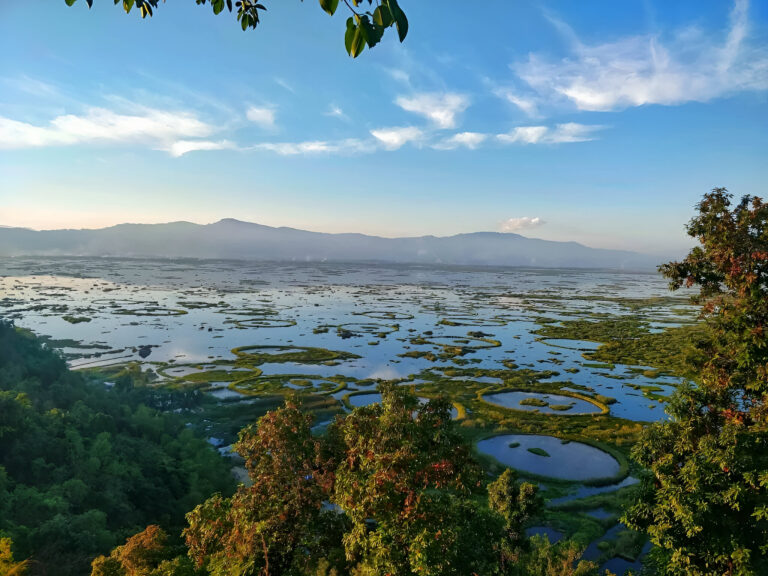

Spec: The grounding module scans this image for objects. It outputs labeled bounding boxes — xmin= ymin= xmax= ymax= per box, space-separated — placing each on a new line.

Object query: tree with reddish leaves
xmin=331 ymin=384 xmax=505 ymax=576
xmin=184 ymin=401 xmax=347 ymax=576
xmin=624 ymin=188 xmax=768 ymax=575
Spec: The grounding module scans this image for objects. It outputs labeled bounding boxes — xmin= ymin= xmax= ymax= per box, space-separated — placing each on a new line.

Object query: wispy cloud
xmin=515 ymin=0 xmax=767 ymax=111
xmin=251 ymin=138 xmax=365 ymax=156
xmin=395 ymin=92 xmax=469 ymax=129
xmin=325 ymin=104 xmax=350 ymax=122
xmin=494 ymin=88 xmax=539 ymax=117
xmin=246 ymin=106 xmax=276 ymax=128
xmin=274 ymin=77 xmax=296 ymax=93
xmin=500 ymin=216 xmax=545 ymax=232
xmin=1 ymin=75 xmax=61 ymax=98
xmin=370 ymin=126 xmax=424 ymax=150
xmin=166 ymin=140 xmax=234 ymax=157
xmin=497 ymin=123 xmax=602 ymax=144
xmin=433 ymin=132 xmax=487 ymax=150
xmin=0 ymin=106 xmax=214 ymax=150
xmin=387 ymin=69 xmax=411 ymax=86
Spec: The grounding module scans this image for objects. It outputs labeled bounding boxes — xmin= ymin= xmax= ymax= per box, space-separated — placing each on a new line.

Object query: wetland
xmin=0 ymin=256 xmax=699 ymax=571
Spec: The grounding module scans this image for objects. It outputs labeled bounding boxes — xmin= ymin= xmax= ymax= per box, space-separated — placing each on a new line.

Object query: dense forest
xmin=0 ymin=322 xmax=234 ymax=575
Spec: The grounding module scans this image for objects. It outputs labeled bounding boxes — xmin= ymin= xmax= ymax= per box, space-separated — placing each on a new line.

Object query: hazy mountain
xmin=0 ymin=219 xmax=662 ymax=270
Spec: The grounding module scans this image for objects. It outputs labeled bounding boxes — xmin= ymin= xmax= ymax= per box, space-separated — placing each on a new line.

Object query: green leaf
xmin=344 ymin=17 xmax=365 ymax=58
xmin=360 ymin=15 xmax=383 ymax=49
xmin=212 ymin=0 xmax=225 ymax=15
xmin=373 ymin=5 xmax=393 ymax=28
xmin=386 ymin=0 xmax=408 ymax=42
xmin=123 ymin=0 xmax=135 ymax=14
xmin=65 ymin=0 xmax=78 ymax=6
xmin=319 ymin=0 xmax=339 ymax=16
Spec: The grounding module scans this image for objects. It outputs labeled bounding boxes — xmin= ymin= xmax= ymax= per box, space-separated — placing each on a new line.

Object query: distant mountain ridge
xmin=0 ymin=219 xmax=661 ymax=270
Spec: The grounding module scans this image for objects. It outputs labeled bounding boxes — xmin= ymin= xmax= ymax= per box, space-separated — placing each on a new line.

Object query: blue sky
xmin=1 ymin=0 xmax=766 ymax=256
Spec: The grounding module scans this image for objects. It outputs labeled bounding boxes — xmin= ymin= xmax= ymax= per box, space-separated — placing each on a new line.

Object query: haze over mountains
xmin=0 ymin=219 xmax=662 ymax=270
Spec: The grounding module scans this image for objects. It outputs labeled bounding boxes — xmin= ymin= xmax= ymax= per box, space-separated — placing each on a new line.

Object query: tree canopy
xmin=0 ymin=322 xmax=234 ymax=575
xmin=63 ymin=0 xmax=408 ymax=58
xmin=624 ymin=188 xmax=768 ymax=575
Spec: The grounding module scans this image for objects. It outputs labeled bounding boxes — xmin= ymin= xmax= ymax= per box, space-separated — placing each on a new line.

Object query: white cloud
xmin=246 ymin=106 xmax=276 ymax=128
xmin=395 ymin=92 xmax=469 ymax=129
xmin=497 ymin=126 xmax=549 ymax=144
xmin=252 ymin=138 xmax=364 ymax=156
xmin=0 ymin=106 xmax=213 ymax=150
xmin=497 ymin=123 xmax=602 ymax=144
xmin=325 ymin=104 xmax=349 ymax=122
xmin=433 ymin=132 xmax=487 ymax=150
xmin=370 ymin=126 xmax=424 ymax=150
xmin=167 ymin=140 xmax=234 ymax=157
xmin=515 ymin=0 xmax=768 ymax=111
xmin=274 ymin=77 xmax=296 ymax=93
xmin=494 ymin=89 xmax=539 ymax=117
xmin=500 ymin=216 xmax=545 ymax=232
xmin=388 ymin=69 xmax=411 ymax=85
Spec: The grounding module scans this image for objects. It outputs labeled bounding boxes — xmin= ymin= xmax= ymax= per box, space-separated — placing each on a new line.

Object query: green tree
xmin=488 ymin=468 xmax=543 ymax=569
xmin=332 ymin=385 xmax=501 ymax=576
xmin=184 ymin=401 xmax=344 ymax=575
xmin=624 ymin=188 xmax=768 ymax=575
xmin=63 ymin=0 xmax=408 ymax=58
xmin=0 ymin=322 xmax=234 ymax=575
xmin=91 ymin=525 xmax=199 ymax=576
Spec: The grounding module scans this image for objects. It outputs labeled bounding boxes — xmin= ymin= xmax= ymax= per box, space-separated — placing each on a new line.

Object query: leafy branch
xmin=64 ymin=0 xmax=408 ymax=57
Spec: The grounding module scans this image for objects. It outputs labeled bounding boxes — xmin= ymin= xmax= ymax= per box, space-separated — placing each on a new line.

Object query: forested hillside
xmin=0 ymin=322 xmax=234 ymax=575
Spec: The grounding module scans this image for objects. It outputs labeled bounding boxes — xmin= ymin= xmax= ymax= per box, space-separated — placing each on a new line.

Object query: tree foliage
xmin=63 ymin=0 xmax=408 ymax=58
xmin=178 ymin=385 xmax=599 ymax=576
xmin=624 ymin=188 xmax=768 ymax=575
xmin=0 ymin=322 xmax=234 ymax=575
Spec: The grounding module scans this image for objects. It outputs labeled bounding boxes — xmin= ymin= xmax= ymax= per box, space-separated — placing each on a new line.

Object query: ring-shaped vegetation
xmin=355 ymin=310 xmax=414 ymax=320
xmin=229 ymin=374 xmax=339 ymax=395
xmin=480 ymin=389 xmax=609 ymax=416
xmin=215 ymin=307 xmax=278 ymax=316
xmin=177 ymin=300 xmax=224 ymax=309
xmin=232 ymin=344 xmax=360 ymax=365
xmin=112 ymin=306 xmax=188 ymax=317
xmin=421 ymin=304 xmax=478 ymax=316
xmin=226 ymin=318 xmax=297 ymax=329
xmin=157 ymin=364 xmax=263 ymax=386
xmin=92 ymin=298 xmax=155 ymax=307
xmin=418 ymin=334 xmax=501 ymax=350
xmin=439 ymin=316 xmax=508 ymax=327
xmin=336 ymin=322 xmax=399 ymax=336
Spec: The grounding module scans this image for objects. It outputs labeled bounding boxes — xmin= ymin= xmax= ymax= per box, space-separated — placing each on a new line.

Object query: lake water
xmin=475 ymin=434 xmax=621 ymax=481
xmin=0 ymin=257 xmax=692 ymax=425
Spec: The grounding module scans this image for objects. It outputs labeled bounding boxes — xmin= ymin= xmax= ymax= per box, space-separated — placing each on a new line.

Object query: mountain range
xmin=0 ymin=219 xmax=663 ymax=270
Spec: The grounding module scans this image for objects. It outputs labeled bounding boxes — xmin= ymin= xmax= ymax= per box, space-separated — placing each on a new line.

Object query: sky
xmin=1 ymin=0 xmax=766 ymax=256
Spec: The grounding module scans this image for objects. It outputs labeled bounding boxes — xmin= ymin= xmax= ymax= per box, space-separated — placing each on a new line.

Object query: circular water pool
xmin=476 ymin=434 xmax=620 ymax=481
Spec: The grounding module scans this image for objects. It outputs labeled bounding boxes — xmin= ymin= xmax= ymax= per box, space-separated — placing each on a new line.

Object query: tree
xmin=488 ymin=469 xmax=543 ymax=569
xmin=63 ymin=0 xmax=408 ymax=58
xmin=0 ymin=538 xmax=28 ymax=576
xmin=90 ymin=525 xmax=200 ymax=576
xmin=184 ymin=401 xmax=344 ymax=576
xmin=332 ymin=385 xmax=502 ymax=576
xmin=623 ymin=188 xmax=768 ymax=575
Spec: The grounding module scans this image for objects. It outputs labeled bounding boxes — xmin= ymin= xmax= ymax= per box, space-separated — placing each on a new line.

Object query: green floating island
xmin=527 ymin=447 xmax=551 ymax=457
xmin=519 ymin=397 xmax=548 ymax=407
xmin=508 ymin=442 xmax=521 ymax=448
xmin=62 ymin=315 xmax=91 ymax=324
